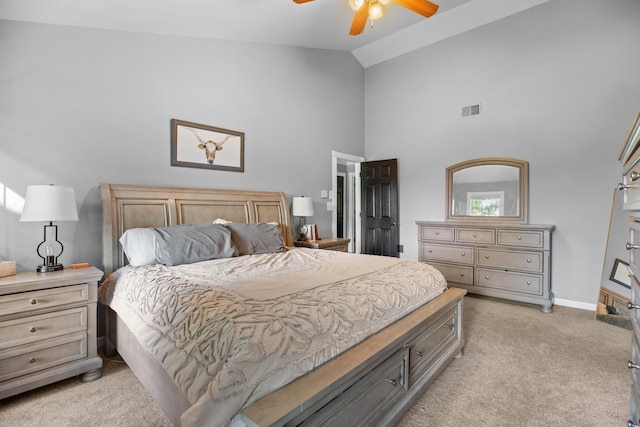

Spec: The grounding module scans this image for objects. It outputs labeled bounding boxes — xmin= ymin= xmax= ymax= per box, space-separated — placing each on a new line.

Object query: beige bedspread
xmin=99 ymin=248 xmax=447 ymax=426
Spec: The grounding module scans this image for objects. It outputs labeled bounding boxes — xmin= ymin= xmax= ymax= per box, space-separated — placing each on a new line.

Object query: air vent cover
xmin=461 ymin=104 xmax=481 ymax=117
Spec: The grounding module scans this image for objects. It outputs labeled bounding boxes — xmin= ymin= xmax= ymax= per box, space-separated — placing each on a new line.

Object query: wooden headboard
xmin=100 ymin=183 xmax=293 ymax=275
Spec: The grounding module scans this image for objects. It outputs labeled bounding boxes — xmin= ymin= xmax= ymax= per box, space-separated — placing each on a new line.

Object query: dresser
xmin=617 ymin=109 xmax=640 ymax=426
xmin=0 ymin=267 xmax=104 ymax=399
xmin=417 ymin=221 xmax=554 ymax=312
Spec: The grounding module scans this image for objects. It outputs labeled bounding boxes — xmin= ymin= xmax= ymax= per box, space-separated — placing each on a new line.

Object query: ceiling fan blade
xmin=293 ymin=0 xmax=315 ymax=3
xmin=349 ymin=3 xmax=370 ymax=36
xmin=391 ymin=0 xmax=439 ymax=18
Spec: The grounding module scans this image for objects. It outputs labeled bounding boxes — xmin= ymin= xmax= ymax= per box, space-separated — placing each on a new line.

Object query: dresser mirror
xmin=446 ymin=158 xmax=528 ymax=223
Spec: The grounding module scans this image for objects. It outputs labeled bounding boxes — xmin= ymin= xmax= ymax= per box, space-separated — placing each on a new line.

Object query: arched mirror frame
xmin=445 ymin=157 xmax=529 ymax=224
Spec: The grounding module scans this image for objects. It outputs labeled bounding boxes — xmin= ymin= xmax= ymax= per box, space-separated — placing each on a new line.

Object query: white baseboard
xmin=554 ymin=298 xmax=597 ymax=312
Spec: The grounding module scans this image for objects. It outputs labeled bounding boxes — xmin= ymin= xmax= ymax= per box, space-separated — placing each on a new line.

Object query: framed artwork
xmin=610 ymin=258 xmax=631 ymax=289
xmin=170 ymin=119 xmax=244 ymax=172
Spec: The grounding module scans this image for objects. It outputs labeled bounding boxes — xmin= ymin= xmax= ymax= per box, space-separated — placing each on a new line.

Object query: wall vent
xmin=461 ymin=104 xmax=481 ymax=117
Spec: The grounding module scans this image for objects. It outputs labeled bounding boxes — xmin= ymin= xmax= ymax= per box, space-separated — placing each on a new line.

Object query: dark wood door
xmin=361 ymin=159 xmax=399 ymax=257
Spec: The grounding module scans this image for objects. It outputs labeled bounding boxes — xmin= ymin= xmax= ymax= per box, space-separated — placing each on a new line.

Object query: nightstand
xmin=294 ymin=237 xmax=351 ymax=252
xmin=0 ymin=266 xmax=104 ymax=399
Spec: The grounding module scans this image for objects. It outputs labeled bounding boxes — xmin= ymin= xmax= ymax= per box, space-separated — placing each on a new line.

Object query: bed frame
xmin=100 ymin=183 xmax=466 ymax=426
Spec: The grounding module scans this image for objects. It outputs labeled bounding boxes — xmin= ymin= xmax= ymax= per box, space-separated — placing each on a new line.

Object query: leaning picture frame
xmin=610 ymin=258 xmax=631 ymax=289
xmin=170 ymin=119 xmax=244 ymax=172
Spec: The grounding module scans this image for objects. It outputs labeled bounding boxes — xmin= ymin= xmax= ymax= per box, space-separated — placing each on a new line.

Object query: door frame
xmin=332 ymin=151 xmax=365 ymax=253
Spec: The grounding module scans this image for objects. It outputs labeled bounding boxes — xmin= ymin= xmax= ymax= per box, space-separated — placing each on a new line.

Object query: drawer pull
xmin=526 ymin=259 xmax=531 ymax=263
xmin=526 ymin=281 xmax=531 ymax=285
xmin=428 ymin=249 xmax=433 ymax=253
xmin=30 ymin=326 xmax=38 ymax=333
xmin=485 ymin=255 xmax=489 ymax=259
xmin=28 ymin=357 xmax=37 ymax=364
xmin=386 ymin=379 xmax=397 ymax=387
xmin=619 ymin=183 xmax=636 ymax=190
xmin=485 ymin=275 xmax=490 ymax=280
xmin=632 ymin=171 xmax=640 ymax=182
xmin=517 ymin=236 xmax=522 ymax=240
xmin=473 ymin=233 xmax=477 ymax=238
xmin=447 ymin=324 xmax=455 ymax=330
xmin=29 ymin=299 xmax=38 ymax=305
xmin=435 ymin=231 xmax=440 ymax=235
xmin=415 ymin=351 xmax=424 ymax=357
xmin=459 ymin=272 xmax=465 ymax=277
xmin=626 ymin=243 xmax=640 ymax=250
xmin=627 ymin=302 xmax=640 ymax=310
xmin=460 ymin=252 xmax=465 ymax=256
xmin=628 ymin=361 xmax=640 ymax=369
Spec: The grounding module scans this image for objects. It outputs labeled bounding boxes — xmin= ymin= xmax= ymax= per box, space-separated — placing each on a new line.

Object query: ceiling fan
xmin=293 ymin=0 xmax=439 ymax=36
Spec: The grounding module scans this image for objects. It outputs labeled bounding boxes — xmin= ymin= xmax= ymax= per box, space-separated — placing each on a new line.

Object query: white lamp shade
xmin=20 ymin=185 xmax=79 ymax=222
xmin=292 ymin=196 xmax=314 ymax=217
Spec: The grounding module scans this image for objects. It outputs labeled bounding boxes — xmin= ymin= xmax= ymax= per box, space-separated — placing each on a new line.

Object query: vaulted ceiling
xmin=0 ymin=0 xmax=549 ymax=67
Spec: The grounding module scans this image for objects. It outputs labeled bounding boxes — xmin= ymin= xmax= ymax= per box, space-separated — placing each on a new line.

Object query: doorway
xmin=332 ymin=151 xmax=365 ymax=253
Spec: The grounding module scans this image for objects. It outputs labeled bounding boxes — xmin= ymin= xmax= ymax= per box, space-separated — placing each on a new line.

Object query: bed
xmin=98 ymin=183 xmax=466 ymax=427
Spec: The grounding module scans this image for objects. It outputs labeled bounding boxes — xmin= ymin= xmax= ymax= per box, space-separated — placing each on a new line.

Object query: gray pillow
xmin=152 ymin=224 xmax=237 ymax=266
xmin=224 ymin=223 xmax=285 ymax=256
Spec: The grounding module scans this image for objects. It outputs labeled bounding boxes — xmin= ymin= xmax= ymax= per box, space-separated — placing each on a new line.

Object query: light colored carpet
xmin=0 ymin=295 xmax=632 ymax=426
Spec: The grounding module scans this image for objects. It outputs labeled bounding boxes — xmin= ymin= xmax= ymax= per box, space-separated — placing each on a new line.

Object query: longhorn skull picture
xmin=170 ymin=119 xmax=245 ymax=172
xmin=188 ymin=128 xmax=234 ymax=165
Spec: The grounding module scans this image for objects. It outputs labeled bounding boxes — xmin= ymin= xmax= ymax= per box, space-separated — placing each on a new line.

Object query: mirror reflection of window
xmin=452 ymin=165 xmax=519 ymax=217
xmin=466 ymin=191 xmax=505 ymax=216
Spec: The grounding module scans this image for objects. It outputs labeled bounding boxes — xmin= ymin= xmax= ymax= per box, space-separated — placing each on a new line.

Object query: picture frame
xmin=610 ymin=258 xmax=631 ymax=289
xmin=170 ymin=119 xmax=244 ymax=172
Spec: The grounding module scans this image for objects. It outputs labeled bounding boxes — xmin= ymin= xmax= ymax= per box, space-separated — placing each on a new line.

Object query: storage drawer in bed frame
xmin=240 ymin=287 xmax=466 ymax=427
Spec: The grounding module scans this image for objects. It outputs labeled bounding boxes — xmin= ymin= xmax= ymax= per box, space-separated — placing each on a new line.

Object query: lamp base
xmin=36 ymin=264 xmax=63 ymax=273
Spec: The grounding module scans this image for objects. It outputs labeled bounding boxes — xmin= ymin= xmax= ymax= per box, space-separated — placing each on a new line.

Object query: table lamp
xmin=292 ymin=196 xmax=313 ymax=241
xmin=20 ymin=184 xmax=79 ymax=272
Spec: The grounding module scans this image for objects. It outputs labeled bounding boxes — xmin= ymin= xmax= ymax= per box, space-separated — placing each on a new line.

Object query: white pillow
xmin=119 ymin=228 xmax=158 ymax=266
xmin=212 ymin=218 xmax=232 ymax=224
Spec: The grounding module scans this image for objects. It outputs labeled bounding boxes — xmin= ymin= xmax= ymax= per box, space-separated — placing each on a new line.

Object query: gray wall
xmin=0 ymin=20 xmax=364 ymax=272
xmin=364 ymin=0 xmax=640 ymax=306
xmin=3 ymin=0 xmax=639 ymax=308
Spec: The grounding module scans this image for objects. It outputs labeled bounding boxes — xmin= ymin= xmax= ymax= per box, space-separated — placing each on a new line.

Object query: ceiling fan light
xmin=369 ymin=2 xmax=383 ymax=20
xmin=349 ymin=0 xmax=365 ymax=11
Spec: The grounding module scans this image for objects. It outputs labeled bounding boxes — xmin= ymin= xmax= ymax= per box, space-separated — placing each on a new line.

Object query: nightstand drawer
xmin=0 ymin=284 xmax=88 ymax=317
xmin=497 ymin=230 xmax=544 ymax=248
xmin=420 ymin=243 xmax=474 ymax=265
xmin=0 ymin=307 xmax=87 ymax=350
xmin=457 ymin=228 xmax=496 ymax=245
xmin=0 ymin=333 xmax=87 ymax=382
xmin=476 ymin=268 xmax=542 ymax=295
xmin=477 ymin=248 xmax=543 ymax=273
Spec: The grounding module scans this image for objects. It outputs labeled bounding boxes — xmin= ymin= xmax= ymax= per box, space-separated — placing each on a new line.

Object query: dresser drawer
xmin=0 ymin=307 xmax=87 ymax=350
xmin=497 ymin=230 xmax=544 ymax=248
xmin=428 ymin=262 xmax=473 ymax=286
xmin=0 ymin=284 xmax=89 ymax=317
xmin=476 ymin=268 xmax=542 ymax=295
xmin=420 ymin=225 xmax=455 ymax=242
xmin=0 ymin=333 xmax=87 ymax=382
xmin=300 ymin=348 xmax=409 ymax=426
xmin=477 ymin=248 xmax=543 ymax=273
xmin=420 ymin=243 xmax=474 ymax=265
xmin=456 ymin=228 xmax=495 ymax=245
xmin=623 ymin=163 xmax=640 ymax=208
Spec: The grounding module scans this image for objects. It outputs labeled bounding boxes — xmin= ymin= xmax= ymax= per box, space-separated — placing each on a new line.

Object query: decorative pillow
xmin=224 ymin=222 xmax=285 ymax=256
xmin=152 ymin=224 xmax=238 ymax=266
xmin=119 ymin=228 xmax=158 ymax=266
